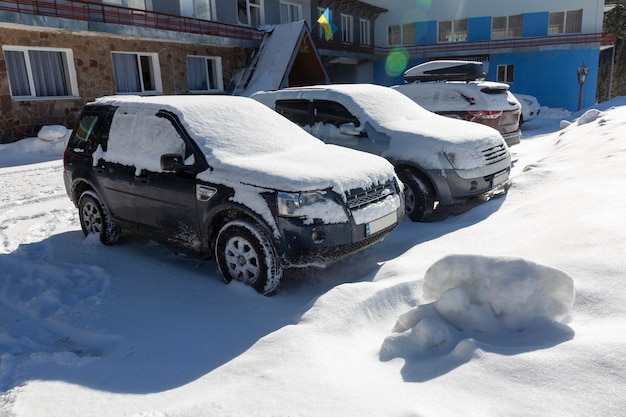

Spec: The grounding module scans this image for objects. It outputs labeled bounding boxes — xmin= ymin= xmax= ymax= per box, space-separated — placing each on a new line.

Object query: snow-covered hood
xmin=380 ymin=112 xmax=508 ymax=170
xmin=200 ymin=142 xmax=397 ymax=195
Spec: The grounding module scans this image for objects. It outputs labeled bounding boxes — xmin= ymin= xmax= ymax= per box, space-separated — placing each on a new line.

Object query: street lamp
xmin=577 ymin=62 xmax=589 ymax=111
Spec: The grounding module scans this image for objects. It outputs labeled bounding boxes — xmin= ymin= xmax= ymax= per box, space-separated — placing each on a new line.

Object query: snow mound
xmin=38 ymin=125 xmax=70 ymax=142
xmin=381 ymin=255 xmax=575 ymax=364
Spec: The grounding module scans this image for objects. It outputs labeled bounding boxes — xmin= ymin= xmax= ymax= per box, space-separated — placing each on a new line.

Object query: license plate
xmin=366 ymin=211 xmax=397 ymax=236
xmin=492 ymin=171 xmax=508 ymax=188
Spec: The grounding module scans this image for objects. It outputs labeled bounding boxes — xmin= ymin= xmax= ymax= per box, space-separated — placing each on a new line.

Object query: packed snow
xmin=1 ymin=97 xmax=625 ymax=417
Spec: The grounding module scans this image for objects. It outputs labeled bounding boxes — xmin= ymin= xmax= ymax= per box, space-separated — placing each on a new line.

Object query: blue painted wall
xmin=415 ymin=20 xmax=438 ymax=44
xmin=373 ymin=46 xmax=599 ymax=111
xmin=468 ymin=16 xmax=491 ymax=41
xmin=487 ymin=48 xmax=599 ymax=110
xmin=523 ymin=12 xmax=549 ymax=37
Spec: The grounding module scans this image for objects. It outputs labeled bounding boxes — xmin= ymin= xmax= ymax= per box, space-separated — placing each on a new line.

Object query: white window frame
xmin=111 ymin=51 xmax=162 ymax=94
xmin=549 ymin=10 xmax=581 ymax=35
xmin=438 ymin=19 xmax=467 ymax=42
xmin=341 ymin=13 xmax=353 ymax=43
xmin=237 ymin=0 xmax=264 ymax=27
xmin=180 ymin=0 xmax=215 ymax=20
xmin=359 ymin=18 xmax=371 ymax=45
xmin=187 ymin=55 xmax=223 ymax=93
xmin=279 ymin=1 xmax=301 ymax=24
xmin=492 ymin=15 xmax=523 ymax=39
xmin=2 ymin=45 xmax=79 ymax=100
xmin=497 ymin=64 xmax=515 ymax=83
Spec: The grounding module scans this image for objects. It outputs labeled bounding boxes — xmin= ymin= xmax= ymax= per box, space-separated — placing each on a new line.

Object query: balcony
xmin=0 ymin=0 xmax=263 ymax=42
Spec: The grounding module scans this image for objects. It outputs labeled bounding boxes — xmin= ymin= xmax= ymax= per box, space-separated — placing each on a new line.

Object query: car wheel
xmin=398 ymin=170 xmax=435 ymax=222
xmin=78 ymin=191 xmax=121 ymax=245
xmin=215 ymin=220 xmax=283 ymax=295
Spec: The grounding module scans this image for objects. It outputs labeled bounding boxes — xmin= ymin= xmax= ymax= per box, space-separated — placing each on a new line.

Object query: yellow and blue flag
xmin=317 ymin=7 xmax=337 ymax=41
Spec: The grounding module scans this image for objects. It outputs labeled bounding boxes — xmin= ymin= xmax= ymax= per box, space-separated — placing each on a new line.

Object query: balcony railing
xmin=373 ymin=33 xmax=603 ymax=58
xmin=0 ymin=0 xmax=263 ymax=42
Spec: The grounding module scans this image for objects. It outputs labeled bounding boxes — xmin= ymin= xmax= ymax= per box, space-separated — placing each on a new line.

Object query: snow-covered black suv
xmin=63 ymin=95 xmax=403 ymax=294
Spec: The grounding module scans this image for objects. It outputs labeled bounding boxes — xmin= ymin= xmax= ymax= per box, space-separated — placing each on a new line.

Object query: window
xmin=111 ymin=52 xmax=162 ymax=94
xmin=237 ymin=0 xmax=263 ymax=27
xmin=180 ymin=0 xmax=215 ymax=20
xmin=565 ymin=9 xmax=582 ymax=33
xmin=359 ymin=19 xmax=371 ymax=45
xmin=549 ymin=10 xmax=582 ymax=35
xmin=313 ymin=100 xmax=359 ymax=128
xmin=3 ymin=46 xmax=78 ymax=99
xmin=548 ymin=12 xmax=565 ymax=35
xmin=276 ymin=99 xmax=311 ymax=126
xmin=493 ymin=15 xmax=523 ymax=38
xmin=187 ymin=56 xmax=223 ymax=92
xmin=68 ymin=114 xmax=99 ymax=151
xmin=402 ymin=23 xmax=415 ymax=44
xmin=508 ymin=15 xmax=523 ymax=37
xmin=103 ymin=0 xmax=146 ymax=8
xmin=280 ymin=1 xmax=301 ymax=23
xmin=341 ymin=14 xmax=353 ymax=43
xmin=438 ymin=19 xmax=467 ymax=42
xmin=497 ymin=64 xmax=514 ymax=83
xmin=388 ymin=25 xmax=401 ymax=45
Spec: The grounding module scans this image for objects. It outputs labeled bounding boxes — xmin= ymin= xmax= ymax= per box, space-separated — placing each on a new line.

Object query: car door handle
xmin=134 ymin=175 xmax=149 ymax=183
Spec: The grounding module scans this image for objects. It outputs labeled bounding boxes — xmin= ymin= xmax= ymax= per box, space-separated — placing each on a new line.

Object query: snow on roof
xmin=231 ymin=21 xmax=326 ymax=97
xmin=94 ymin=94 xmax=396 ymax=193
xmin=393 ymin=81 xmax=519 ymax=112
xmin=253 ymin=84 xmax=507 ymax=170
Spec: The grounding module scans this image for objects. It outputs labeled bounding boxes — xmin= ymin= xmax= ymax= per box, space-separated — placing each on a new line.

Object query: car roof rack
xmin=403 ymin=60 xmax=486 ymax=83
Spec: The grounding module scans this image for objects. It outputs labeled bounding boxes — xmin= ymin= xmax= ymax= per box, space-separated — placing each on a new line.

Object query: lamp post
xmin=577 ymin=62 xmax=589 ymax=111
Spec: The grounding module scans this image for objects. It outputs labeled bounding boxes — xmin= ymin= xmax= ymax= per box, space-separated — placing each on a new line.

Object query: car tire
xmin=78 ymin=191 xmax=121 ymax=245
xmin=398 ymin=170 xmax=435 ymax=222
xmin=215 ymin=220 xmax=283 ymax=295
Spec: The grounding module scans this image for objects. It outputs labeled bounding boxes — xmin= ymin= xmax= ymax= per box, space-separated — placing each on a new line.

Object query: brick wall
xmin=0 ymin=27 xmax=249 ymax=143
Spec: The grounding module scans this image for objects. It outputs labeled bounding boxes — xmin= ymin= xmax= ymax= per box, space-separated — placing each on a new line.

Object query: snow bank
xmin=381 ymin=255 xmax=575 ymax=362
xmin=38 ymin=125 xmax=70 ymax=142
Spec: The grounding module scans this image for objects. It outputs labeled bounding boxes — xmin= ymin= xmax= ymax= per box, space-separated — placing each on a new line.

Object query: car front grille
xmin=480 ymin=143 xmax=509 ymax=166
xmin=346 ymin=181 xmax=397 ymax=210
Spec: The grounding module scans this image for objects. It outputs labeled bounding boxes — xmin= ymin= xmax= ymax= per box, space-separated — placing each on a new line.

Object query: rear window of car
xmin=68 ymin=114 xmax=98 ymax=150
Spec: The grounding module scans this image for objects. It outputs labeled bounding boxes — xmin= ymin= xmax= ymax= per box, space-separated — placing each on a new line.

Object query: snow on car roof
xmin=93 ymin=95 xmax=397 ymax=193
xmin=393 ymin=81 xmax=519 ymax=112
xmin=253 ymin=83 xmax=507 ymax=168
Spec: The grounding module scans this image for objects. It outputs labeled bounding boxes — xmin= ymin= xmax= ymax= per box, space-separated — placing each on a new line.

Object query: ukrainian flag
xmin=317 ymin=7 xmax=337 ymax=41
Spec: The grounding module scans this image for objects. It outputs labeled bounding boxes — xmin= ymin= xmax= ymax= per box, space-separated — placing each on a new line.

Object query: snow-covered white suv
xmin=252 ymin=84 xmax=511 ymax=222
xmin=63 ymin=95 xmax=403 ymax=295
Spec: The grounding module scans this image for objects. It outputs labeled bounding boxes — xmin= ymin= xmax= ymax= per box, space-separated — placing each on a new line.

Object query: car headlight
xmin=277 ymin=191 xmax=327 ymax=217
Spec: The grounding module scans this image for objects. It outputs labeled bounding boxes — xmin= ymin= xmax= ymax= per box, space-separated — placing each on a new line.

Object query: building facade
xmin=366 ymin=0 xmax=605 ymax=111
xmin=0 ymin=0 xmax=606 ymax=142
xmin=0 ymin=0 xmax=387 ymax=142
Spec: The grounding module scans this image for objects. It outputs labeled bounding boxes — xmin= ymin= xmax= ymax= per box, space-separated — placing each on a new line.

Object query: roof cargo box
xmin=403 ymin=60 xmax=486 ymax=83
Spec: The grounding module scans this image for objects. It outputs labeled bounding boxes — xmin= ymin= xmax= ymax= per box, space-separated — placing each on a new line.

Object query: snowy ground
xmin=0 ymin=99 xmax=625 ymax=417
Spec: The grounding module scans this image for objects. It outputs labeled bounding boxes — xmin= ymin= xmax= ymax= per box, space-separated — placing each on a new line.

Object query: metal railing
xmin=373 ymin=33 xmax=603 ymax=58
xmin=0 ymin=0 xmax=263 ymax=42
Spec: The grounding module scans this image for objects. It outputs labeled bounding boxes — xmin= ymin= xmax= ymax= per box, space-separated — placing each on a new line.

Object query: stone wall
xmin=0 ymin=27 xmax=249 ymax=143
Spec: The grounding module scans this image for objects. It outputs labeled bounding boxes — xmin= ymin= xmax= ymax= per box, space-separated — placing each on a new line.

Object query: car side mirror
xmin=339 ymin=122 xmax=362 ymax=136
xmin=161 ymin=154 xmax=187 ymax=172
